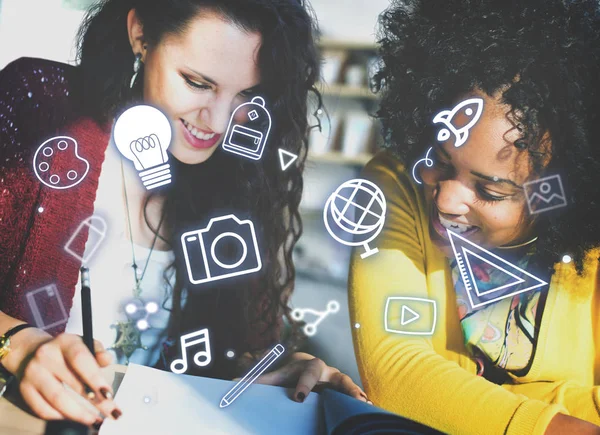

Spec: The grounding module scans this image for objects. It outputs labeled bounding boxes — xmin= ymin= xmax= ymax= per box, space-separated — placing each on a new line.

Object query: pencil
xmin=80 ymin=267 xmax=96 ymax=400
xmin=219 ymin=344 xmax=285 ymax=408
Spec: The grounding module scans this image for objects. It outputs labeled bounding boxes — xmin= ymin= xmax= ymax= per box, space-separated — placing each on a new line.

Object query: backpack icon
xmin=222 ymin=96 xmax=272 ymax=161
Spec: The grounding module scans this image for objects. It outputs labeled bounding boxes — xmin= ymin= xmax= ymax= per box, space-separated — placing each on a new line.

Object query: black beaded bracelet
xmin=2 ymin=323 xmax=35 ymax=339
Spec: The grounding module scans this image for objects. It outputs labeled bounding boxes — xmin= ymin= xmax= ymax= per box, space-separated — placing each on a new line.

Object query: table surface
xmin=0 ymin=365 xmax=126 ymax=435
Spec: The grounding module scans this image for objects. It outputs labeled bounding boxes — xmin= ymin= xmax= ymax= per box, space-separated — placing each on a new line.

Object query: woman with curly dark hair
xmin=349 ymin=0 xmax=600 ymax=433
xmin=0 ymin=0 xmax=366 ymax=426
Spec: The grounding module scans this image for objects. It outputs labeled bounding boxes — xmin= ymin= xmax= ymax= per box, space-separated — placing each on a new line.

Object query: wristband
xmin=0 ymin=323 xmax=35 ymax=363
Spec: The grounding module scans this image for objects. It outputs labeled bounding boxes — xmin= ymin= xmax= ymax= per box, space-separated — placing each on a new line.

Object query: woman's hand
xmin=545 ymin=413 xmax=600 ymax=435
xmin=251 ymin=352 xmax=370 ymax=404
xmin=4 ymin=330 xmax=121 ymax=426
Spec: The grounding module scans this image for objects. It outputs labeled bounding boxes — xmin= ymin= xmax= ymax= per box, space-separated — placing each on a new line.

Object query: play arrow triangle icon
xmin=447 ymin=229 xmax=547 ymax=309
xmin=400 ymin=305 xmax=420 ymax=326
xmin=278 ymin=149 xmax=298 ymax=171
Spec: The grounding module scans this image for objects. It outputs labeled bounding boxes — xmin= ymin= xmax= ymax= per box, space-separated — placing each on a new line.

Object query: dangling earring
xmin=129 ymin=53 xmax=143 ymax=89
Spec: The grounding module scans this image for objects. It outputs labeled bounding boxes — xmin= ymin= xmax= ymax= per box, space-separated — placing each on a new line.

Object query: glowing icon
xmin=523 ymin=174 xmax=567 ymax=215
xmin=291 ymin=300 xmax=340 ymax=336
xmin=181 ymin=214 xmax=262 ymax=285
xmin=278 ymin=149 xmax=298 ymax=171
xmin=123 ymin=299 xmax=160 ymax=331
xmin=220 ymin=344 xmax=285 ymax=408
xmin=433 ymin=97 xmax=483 ymax=148
xmin=222 ymin=96 xmax=272 ymax=160
xmin=384 ymin=297 xmax=437 ymax=335
xmin=447 ymin=229 xmax=547 ymax=309
xmin=412 ymin=147 xmax=434 ymax=185
xmin=26 ymin=284 xmax=69 ymax=330
xmin=323 ymin=179 xmax=386 ymax=259
xmin=112 ymin=105 xmax=173 ymax=190
xmin=170 ymin=328 xmax=212 ymax=374
xmin=33 ymin=136 xmax=90 ymax=189
xmin=64 ymin=215 xmax=107 ymax=264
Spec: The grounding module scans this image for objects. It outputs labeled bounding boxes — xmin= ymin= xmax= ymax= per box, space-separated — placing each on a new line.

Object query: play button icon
xmin=385 ymin=296 xmax=437 ymax=336
xmin=401 ymin=305 xmax=420 ymax=326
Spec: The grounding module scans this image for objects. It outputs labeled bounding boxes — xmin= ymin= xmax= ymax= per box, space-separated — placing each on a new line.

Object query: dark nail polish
xmin=111 ymin=409 xmax=122 ymax=420
xmin=92 ymin=419 xmax=103 ymax=430
xmin=297 ymin=392 xmax=305 ymax=402
xmin=100 ymin=387 xmax=113 ymax=400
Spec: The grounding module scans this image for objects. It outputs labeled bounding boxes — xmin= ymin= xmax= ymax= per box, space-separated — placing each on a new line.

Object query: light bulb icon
xmin=113 ymin=105 xmax=173 ymax=190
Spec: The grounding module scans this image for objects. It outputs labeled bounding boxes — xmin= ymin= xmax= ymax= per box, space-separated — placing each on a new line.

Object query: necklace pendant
xmin=133 ymin=282 xmax=142 ymax=299
xmin=109 ymin=320 xmax=148 ymax=364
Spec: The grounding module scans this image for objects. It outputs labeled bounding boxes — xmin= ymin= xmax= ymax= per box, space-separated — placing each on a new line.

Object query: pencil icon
xmin=220 ymin=344 xmax=285 ymax=408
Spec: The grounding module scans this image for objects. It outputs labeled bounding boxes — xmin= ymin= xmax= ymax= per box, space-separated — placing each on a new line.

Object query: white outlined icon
xmin=384 ymin=296 xmax=437 ymax=335
xmin=170 ymin=328 xmax=212 ymax=374
xmin=64 ymin=215 xmax=107 ymax=264
xmin=123 ymin=298 xmax=159 ymax=331
xmin=181 ymin=214 xmax=262 ymax=285
xmin=33 ymin=136 xmax=90 ymax=189
xmin=26 ymin=284 xmax=69 ymax=330
xmin=113 ymin=105 xmax=173 ymax=190
xmin=278 ymin=149 xmax=298 ymax=171
xmin=220 ymin=343 xmax=285 ymax=408
xmin=323 ymin=179 xmax=386 ymax=259
xmin=433 ymin=97 xmax=483 ymax=148
xmin=291 ymin=300 xmax=340 ymax=336
xmin=523 ymin=174 xmax=567 ymax=215
xmin=412 ymin=147 xmax=434 ymax=185
xmin=222 ymin=96 xmax=272 ymax=160
xmin=447 ymin=229 xmax=547 ymax=309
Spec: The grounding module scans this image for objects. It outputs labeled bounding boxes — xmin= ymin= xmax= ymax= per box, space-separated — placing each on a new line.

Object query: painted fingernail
xmin=111 ymin=409 xmax=122 ymax=420
xmin=100 ymin=387 xmax=113 ymax=400
xmin=296 ymin=392 xmax=305 ymax=402
xmin=92 ymin=419 xmax=103 ymax=430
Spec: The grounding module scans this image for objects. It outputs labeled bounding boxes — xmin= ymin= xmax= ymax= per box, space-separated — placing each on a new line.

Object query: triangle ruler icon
xmin=447 ymin=229 xmax=547 ymax=309
xmin=278 ymin=149 xmax=298 ymax=171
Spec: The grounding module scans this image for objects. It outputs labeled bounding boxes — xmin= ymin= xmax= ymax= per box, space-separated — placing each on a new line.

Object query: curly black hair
xmin=374 ymin=0 xmax=600 ymax=274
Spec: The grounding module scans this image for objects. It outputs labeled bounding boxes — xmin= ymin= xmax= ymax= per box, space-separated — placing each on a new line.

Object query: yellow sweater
xmin=348 ymin=151 xmax=600 ymax=435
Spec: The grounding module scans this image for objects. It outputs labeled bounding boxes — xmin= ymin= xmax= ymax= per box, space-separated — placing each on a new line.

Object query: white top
xmin=65 ymin=140 xmax=183 ymax=366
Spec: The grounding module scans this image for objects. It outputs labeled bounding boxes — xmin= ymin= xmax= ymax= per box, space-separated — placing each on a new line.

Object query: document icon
xmin=523 ymin=174 xmax=567 ymax=215
xmin=384 ymin=297 xmax=437 ymax=336
xmin=26 ymin=284 xmax=69 ymax=330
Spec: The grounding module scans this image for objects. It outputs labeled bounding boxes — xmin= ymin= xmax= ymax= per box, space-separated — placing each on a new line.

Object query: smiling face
xmin=421 ymin=91 xmax=547 ymax=257
xmin=127 ymin=9 xmax=262 ymax=165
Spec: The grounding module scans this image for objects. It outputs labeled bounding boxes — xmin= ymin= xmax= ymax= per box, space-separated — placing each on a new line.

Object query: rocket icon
xmin=433 ymin=97 xmax=484 ymax=148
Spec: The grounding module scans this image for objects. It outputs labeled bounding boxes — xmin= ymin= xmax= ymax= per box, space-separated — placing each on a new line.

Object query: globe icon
xmin=323 ymin=179 xmax=386 ymax=258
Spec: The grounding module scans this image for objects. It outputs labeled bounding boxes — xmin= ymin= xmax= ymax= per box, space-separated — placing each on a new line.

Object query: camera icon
xmin=181 ymin=214 xmax=262 ymax=285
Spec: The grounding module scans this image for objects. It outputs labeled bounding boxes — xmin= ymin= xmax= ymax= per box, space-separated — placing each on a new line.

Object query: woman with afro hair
xmin=348 ymin=0 xmax=600 ymax=433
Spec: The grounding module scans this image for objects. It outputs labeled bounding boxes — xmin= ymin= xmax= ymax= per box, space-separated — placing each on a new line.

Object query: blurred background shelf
xmin=319 ymin=83 xmax=378 ymax=100
xmin=307 ymin=151 xmax=373 ymax=166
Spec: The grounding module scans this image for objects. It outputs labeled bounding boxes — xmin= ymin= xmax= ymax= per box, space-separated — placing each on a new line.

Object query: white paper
xmin=100 ymin=364 xmax=323 ymax=435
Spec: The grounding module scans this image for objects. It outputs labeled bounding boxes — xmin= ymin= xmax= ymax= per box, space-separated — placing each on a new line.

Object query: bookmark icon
xmin=220 ymin=344 xmax=285 ymax=408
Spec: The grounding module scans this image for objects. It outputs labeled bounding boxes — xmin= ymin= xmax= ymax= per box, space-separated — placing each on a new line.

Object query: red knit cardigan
xmin=0 ymin=57 xmax=110 ymax=334
xmin=0 ymin=58 xmax=282 ymax=355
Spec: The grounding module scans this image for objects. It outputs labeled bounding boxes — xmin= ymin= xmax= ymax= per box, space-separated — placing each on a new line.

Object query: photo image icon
xmin=523 ymin=174 xmax=567 ymax=215
xmin=222 ymin=96 xmax=272 ymax=160
xmin=181 ymin=214 xmax=262 ymax=285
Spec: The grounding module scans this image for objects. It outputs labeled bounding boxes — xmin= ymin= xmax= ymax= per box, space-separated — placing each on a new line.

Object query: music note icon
xmin=170 ymin=328 xmax=212 ymax=374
